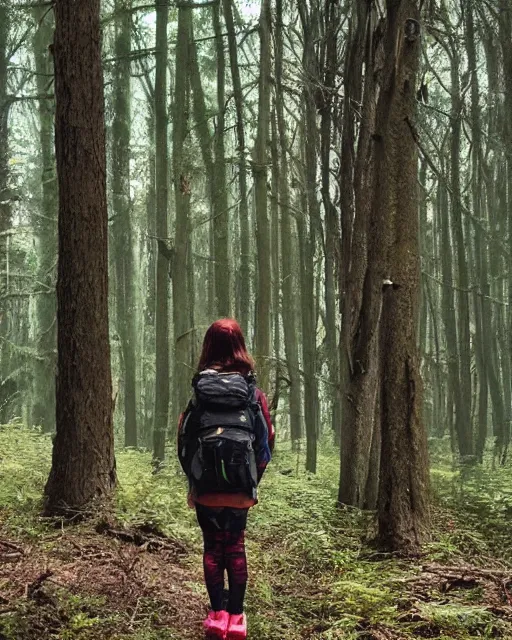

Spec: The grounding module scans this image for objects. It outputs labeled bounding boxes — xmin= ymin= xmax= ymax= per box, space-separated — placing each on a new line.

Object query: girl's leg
xmin=224 ymin=528 xmax=248 ymax=615
xmin=202 ymin=530 xmax=226 ymax=611
xmin=196 ymin=505 xmax=227 ymax=612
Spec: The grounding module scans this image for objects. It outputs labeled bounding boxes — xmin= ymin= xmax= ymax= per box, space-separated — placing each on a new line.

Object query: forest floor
xmin=0 ymin=425 xmax=511 ymax=639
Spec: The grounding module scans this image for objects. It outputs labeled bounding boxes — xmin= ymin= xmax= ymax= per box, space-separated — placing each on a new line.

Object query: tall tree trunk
xmin=144 ymin=110 xmax=156 ymax=444
xmin=153 ymin=0 xmax=170 ymax=463
xmin=298 ymin=0 xmax=321 ymax=473
xmin=376 ymin=0 xmax=430 ymax=553
xmin=437 ymin=167 xmax=462 ymax=452
xmin=465 ymin=0 xmax=488 ymax=462
xmin=112 ymin=0 xmax=137 ymax=447
xmin=172 ymin=5 xmax=193 ymax=423
xmin=212 ymin=2 xmax=230 ymax=317
xmin=338 ymin=1 xmax=379 ymax=506
xmin=32 ymin=7 xmax=57 ymax=433
xmin=44 ymin=0 xmax=116 ymax=513
xmin=275 ymin=0 xmax=302 ymax=443
xmin=0 ymin=0 xmax=13 ymax=424
xmin=253 ymin=0 xmax=272 ymax=392
xmin=449 ymin=44 xmax=473 ymax=458
xmin=270 ymin=110 xmax=281 ymax=411
xmin=499 ymin=0 xmax=512 ymax=463
xmin=223 ymin=0 xmax=250 ymax=334
xmin=480 ymin=12 xmax=506 ymax=461
xmin=320 ymin=0 xmax=342 ymax=444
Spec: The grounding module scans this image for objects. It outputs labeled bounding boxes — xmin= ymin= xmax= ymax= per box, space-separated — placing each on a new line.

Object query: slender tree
xmin=275 ymin=0 xmax=302 ymax=443
xmin=224 ymin=0 xmax=250 ymax=335
xmin=152 ymin=0 xmax=170 ymax=462
xmin=44 ymin=0 xmax=116 ymax=513
xmin=31 ymin=7 xmax=57 ymax=433
xmin=298 ymin=0 xmax=321 ymax=473
xmin=212 ymin=2 xmax=230 ymax=317
xmin=112 ymin=0 xmax=138 ymax=447
xmin=253 ymin=0 xmax=272 ymax=392
xmin=172 ymin=4 xmax=193 ymax=423
xmin=498 ymin=0 xmax=512 ymax=463
xmin=0 ymin=0 xmax=12 ymax=424
xmin=339 ymin=0 xmax=380 ymax=506
xmin=320 ymin=0 xmax=342 ymax=443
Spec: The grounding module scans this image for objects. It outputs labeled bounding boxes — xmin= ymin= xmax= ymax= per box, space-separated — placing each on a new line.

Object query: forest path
xmin=1 ymin=516 xmax=512 ymax=640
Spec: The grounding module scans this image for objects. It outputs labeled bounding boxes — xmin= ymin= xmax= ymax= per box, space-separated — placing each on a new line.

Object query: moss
xmin=1 ymin=425 xmax=511 ymax=639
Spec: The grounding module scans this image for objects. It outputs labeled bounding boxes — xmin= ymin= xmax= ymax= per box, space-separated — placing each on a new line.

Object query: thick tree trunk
xmin=375 ymin=0 xmax=430 ymax=553
xmin=253 ymin=0 xmax=272 ymax=392
xmin=32 ymin=7 xmax=57 ymax=433
xmin=153 ymin=0 xmax=170 ymax=462
xmin=112 ymin=0 xmax=138 ymax=447
xmin=44 ymin=0 xmax=116 ymax=513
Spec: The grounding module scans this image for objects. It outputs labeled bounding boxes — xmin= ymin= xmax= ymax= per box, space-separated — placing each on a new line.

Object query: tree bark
xmin=223 ymin=0 xmax=250 ymax=335
xmin=32 ymin=6 xmax=57 ymax=433
xmin=498 ymin=0 xmax=512 ymax=463
xmin=320 ymin=0 xmax=342 ymax=445
xmin=253 ymin=0 xmax=272 ymax=392
xmin=0 ymin=0 xmax=13 ymax=424
xmin=153 ymin=0 xmax=170 ymax=463
xmin=44 ymin=0 xmax=116 ymax=513
xmin=172 ymin=4 xmax=193 ymax=424
xmin=270 ymin=110 xmax=281 ymax=413
xmin=376 ymin=0 xmax=430 ymax=553
xmin=212 ymin=2 xmax=231 ymax=317
xmin=143 ymin=109 xmax=156 ymax=443
xmin=448 ymin=43 xmax=473 ymax=458
xmin=465 ymin=0 xmax=488 ymax=462
xmin=112 ymin=0 xmax=138 ymax=448
xmin=339 ymin=0 xmax=379 ymax=507
xmin=298 ymin=0 xmax=321 ymax=473
xmin=275 ymin=0 xmax=302 ymax=443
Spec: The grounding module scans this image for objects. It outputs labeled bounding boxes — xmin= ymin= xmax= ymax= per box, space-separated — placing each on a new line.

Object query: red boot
xmin=226 ymin=613 xmax=247 ymax=640
xmin=203 ymin=610 xmax=229 ymax=639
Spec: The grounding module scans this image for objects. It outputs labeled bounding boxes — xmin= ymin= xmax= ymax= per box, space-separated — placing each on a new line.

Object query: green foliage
xmin=115 ymin=448 xmax=199 ymax=545
xmin=0 ymin=590 xmax=119 ymax=640
xmin=0 ymin=423 xmax=52 ymax=534
xmin=430 ymin=440 xmax=512 ymax=562
xmin=1 ymin=426 xmax=511 ymax=639
xmin=416 ymin=602 xmax=505 ymax=639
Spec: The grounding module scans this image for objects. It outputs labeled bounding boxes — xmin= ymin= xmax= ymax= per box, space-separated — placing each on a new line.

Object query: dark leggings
xmin=196 ymin=505 xmax=248 ymax=615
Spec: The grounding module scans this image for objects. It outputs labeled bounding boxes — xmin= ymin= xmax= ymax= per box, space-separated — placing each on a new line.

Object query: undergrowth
xmin=0 ymin=423 xmax=511 ymax=639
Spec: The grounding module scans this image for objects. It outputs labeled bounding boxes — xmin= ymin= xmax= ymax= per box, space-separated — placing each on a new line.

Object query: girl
xmin=178 ymin=319 xmax=275 ymax=640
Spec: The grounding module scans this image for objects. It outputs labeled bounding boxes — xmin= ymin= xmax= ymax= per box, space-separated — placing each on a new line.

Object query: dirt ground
xmin=1 ymin=522 xmax=511 ymax=639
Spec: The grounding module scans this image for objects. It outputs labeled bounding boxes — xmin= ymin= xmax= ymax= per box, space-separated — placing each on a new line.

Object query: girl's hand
xmin=187 ymin=492 xmax=195 ymax=509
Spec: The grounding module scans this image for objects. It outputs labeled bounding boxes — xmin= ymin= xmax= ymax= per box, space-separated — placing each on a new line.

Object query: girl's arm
xmin=254 ymin=389 xmax=274 ymax=481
